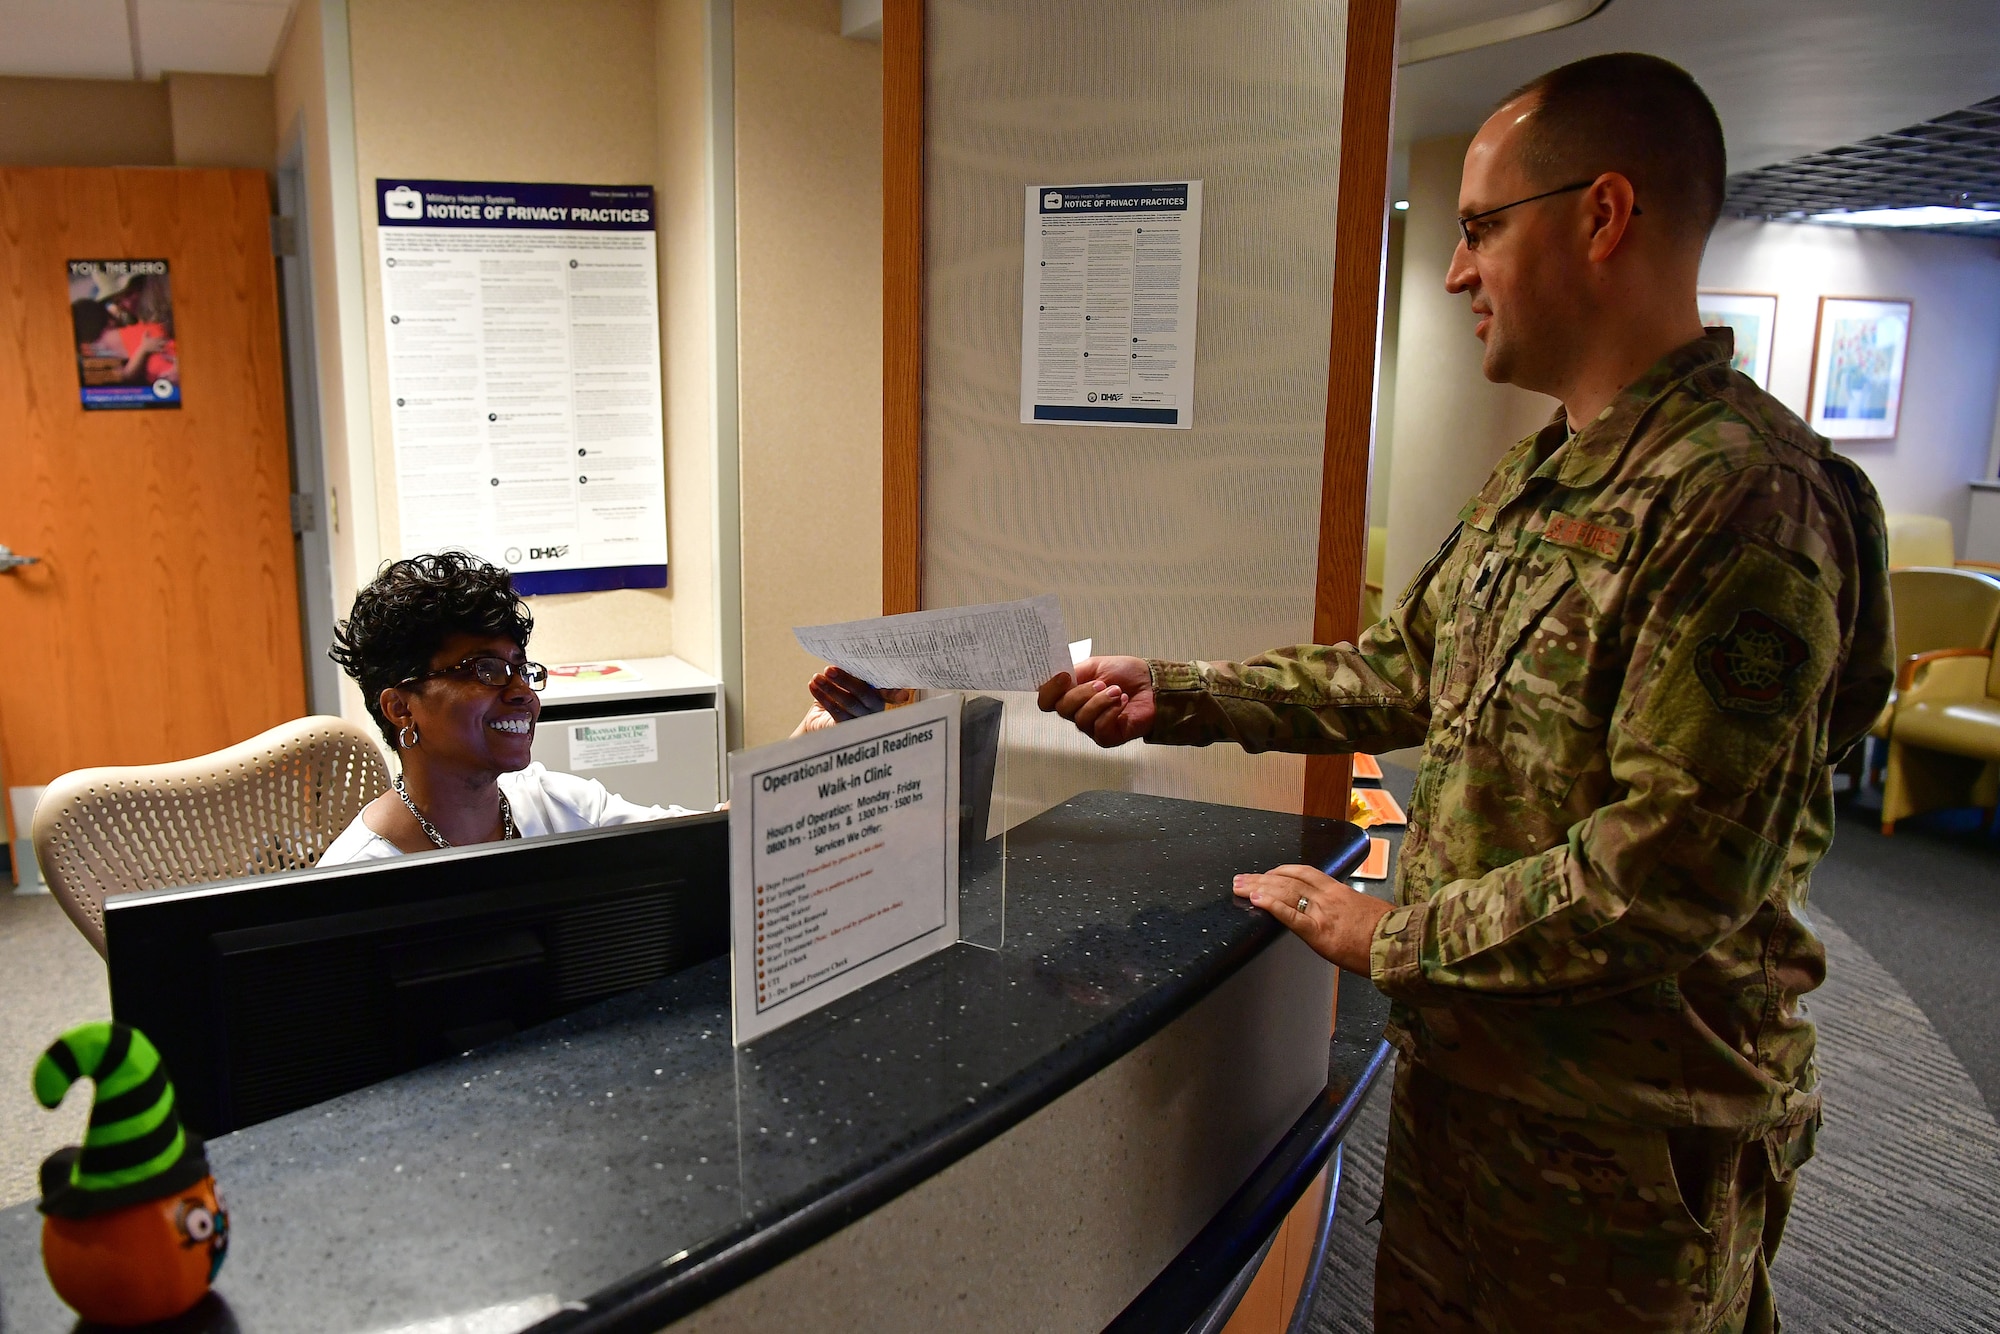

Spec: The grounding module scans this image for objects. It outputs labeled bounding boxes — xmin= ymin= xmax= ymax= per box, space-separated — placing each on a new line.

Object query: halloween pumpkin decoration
xmin=33 ymin=1022 xmax=228 ymax=1326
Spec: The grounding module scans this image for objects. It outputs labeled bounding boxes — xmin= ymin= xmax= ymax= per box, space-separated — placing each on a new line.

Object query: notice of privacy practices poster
xmin=375 ymin=179 xmax=668 ymax=595
xmin=69 ymin=259 xmax=180 ymax=409
xmin=1021 ymin=181 xmax=1202 ymax=429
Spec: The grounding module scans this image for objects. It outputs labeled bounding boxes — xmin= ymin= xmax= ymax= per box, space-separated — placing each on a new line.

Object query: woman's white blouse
xmin=316 ymin=762 xmax=700 ymax=866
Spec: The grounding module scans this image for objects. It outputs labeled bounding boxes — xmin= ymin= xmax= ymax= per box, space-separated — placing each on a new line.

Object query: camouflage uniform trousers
xmin=1374 ymin=1060 xmax=1811 ymax=1333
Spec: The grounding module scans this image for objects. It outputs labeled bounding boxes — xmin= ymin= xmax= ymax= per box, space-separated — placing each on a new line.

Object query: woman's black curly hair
xmin=329 ymin=551 xmax=534 ymax=745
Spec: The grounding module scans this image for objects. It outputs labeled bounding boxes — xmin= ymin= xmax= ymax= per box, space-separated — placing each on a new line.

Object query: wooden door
xmin=0 ymin=167 xmax=304 ymax=792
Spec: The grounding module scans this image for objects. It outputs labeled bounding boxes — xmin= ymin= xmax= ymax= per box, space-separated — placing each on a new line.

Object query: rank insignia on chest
xmin=1694 ymin=608 xmax=1810 ymax=714
xmin=1465 ymin=551 xmax=1506 ymax=611
xmin=1540 ymin=512 xmax=1629 ymax=562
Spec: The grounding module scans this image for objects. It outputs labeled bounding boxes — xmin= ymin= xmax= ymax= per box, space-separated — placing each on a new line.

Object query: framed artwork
xmin=1808 ymin=297 xmax=1912 ymax=440
xmin=1697 ymin=290 xmax=1778 ymax=389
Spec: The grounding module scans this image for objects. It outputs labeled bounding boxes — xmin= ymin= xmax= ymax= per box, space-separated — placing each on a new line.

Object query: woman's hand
xmin=1232 ymin=863 xmax=1394 ymax=973
xmin=806 ymin=666 xmax=914 ymax=722
xmin=790 ymin=703 xmax=837 ymax=737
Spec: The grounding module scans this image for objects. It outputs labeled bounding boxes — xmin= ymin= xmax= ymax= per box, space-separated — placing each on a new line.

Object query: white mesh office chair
xmin=31 ymin=716 xmax=390 ymax=958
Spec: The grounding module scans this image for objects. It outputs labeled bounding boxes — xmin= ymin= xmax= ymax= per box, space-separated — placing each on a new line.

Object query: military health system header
xmin=377 ymin=180 xmax=654 ymax=230
xmin=1037 ymin=182 xmax=1191 ymax=214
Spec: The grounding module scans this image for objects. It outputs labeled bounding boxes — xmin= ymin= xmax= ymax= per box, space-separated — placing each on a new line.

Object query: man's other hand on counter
xmin=1233 ymin=863 xmax=1393 ymax=974
xmin=1036 ymin=656 xmax=1155 ymax=747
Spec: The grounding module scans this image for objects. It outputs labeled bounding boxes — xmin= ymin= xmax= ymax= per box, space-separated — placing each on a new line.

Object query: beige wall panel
xmin=1367 ymin=212 xmax=1405 ymax=529
xmin=923 ymin=0 xmax=1346 ymax=821
xmin=274 ymin=0 xmax=380 ymax=726
xmin=658 ymin=0 xmax=722 ymax=681
xmin=678 ymin=933 xmax=1332 ymax=1331
xmin=346 ymin=0 xmax=676 ymax=667
xmin=0 ymin=77 xmax=173 ymax=167
xmin=734 ymin=0 xmax=882 ymax=746
xmin=167 ymin=73 xmax=278 ymax=170
xmin=1381 ymin=133 xmax=1554 ymax=601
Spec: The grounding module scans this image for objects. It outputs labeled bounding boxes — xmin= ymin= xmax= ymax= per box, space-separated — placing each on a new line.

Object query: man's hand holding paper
xmin=1035 ymin=656 xmax=1155 ymax=747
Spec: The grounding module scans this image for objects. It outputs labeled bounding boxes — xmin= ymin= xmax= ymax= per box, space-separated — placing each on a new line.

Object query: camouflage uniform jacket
xmin=1148 ymin=332 xmax=1893 ymax=1131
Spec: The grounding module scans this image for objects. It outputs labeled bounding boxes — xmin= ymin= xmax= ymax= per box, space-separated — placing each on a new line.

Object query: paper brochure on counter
xmin=730 ymin=695 xmax=961 ymax=1044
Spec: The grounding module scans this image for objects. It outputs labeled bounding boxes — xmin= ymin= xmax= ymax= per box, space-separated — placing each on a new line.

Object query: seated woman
xmin=319 ymin=552 xmax=703 ymax=865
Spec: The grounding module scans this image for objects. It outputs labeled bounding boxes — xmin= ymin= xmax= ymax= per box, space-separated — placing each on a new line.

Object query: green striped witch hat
xmin=33 ymin=1022 xmax=211 ymax=1219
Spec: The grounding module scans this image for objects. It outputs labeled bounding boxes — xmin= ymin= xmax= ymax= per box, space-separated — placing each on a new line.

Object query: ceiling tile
xmin=0 ymin=0 xmax=135 ymax=79
xmin=1395 ymin=0 xmax=2000 ymax=177
xmin=134 ymin=0 xmax=293 ymax=78
xmin=1726 ymin=96 xmax=2000 ymax=237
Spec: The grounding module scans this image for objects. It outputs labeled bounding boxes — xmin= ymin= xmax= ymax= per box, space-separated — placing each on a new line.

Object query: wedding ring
xmin=1297 ymin=896 xmax=1311 ymax=913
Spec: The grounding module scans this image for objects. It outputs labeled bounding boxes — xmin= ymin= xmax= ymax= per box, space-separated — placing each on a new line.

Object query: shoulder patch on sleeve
xmin=1694 ymin=609 xmax=1811 ymax=715
xmin=1627 ymin=543 xmax=1837 ymax=791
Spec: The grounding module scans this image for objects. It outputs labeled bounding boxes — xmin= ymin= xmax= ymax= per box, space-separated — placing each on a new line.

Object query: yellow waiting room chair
xmin=1875 ymin=567 xmax=2000 ymax=833
xmin=1886 ymin=513 xmax=1958 ymax=571
xmin=1883 ymin=511 xmax=2000 ymax=576
xmin=1870 ymin=567 xmax=2000 ymax=739
xmin=31 ymin=716 xmax=390 ymax=957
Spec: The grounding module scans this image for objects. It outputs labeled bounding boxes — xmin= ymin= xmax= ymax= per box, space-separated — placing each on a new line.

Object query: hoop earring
xmin=399 ymin=723 xmax=420 ymax=749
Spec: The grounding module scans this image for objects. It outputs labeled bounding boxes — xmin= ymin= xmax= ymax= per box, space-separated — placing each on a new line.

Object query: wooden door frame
xmin=1304 ymin=0 xmax=1400 ymax=820
xmin=883 ymin=0 xmax=925 ymax=616
xmin=881 ymin=0 xmax=1400 ymax=822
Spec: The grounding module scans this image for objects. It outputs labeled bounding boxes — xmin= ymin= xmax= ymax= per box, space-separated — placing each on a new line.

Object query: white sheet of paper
xmin=729 ymin=694 xmax=960 ymax=1045
xmin=794 ymin=596 xmax=1069 ymax=692
xmin=1068 ymin=637 xmax=1092 ymax=667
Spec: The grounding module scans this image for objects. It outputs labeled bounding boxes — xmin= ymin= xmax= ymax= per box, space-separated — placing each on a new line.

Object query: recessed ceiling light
xmin=1807 ymin=206 xmax=1998 ymax=228
xmin=1393 ymin=200 xmax=1410 ymax=211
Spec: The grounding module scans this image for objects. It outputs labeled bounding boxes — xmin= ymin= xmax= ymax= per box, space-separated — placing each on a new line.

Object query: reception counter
xmin=0 ymin=791 xmax=1390 ymax=1332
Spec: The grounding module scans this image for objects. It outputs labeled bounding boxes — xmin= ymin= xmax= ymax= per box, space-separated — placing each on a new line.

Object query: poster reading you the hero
xmin=68 ymin=259 xmax=180 ymax=409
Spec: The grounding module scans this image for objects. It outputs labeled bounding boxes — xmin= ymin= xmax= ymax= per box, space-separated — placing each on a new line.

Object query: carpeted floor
xmin=1802 ymin=802 xmax=2000 ymax=1117
xmin=0 ymin=891 xmax=110 ymax=1209
xmin=1307 ymin=761 xmax=2000 ymax=1333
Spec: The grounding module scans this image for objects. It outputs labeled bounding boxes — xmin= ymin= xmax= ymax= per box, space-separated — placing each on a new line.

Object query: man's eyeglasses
xmin=1456 ymin=179 xmax=1640 ymax=249
xmin=402 ymin=656 xmax=549 ymax=692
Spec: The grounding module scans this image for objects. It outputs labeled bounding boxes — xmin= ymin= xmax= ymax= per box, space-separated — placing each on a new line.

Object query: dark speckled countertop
xmin=0 ymin=792 xmax=1369 ymax=1333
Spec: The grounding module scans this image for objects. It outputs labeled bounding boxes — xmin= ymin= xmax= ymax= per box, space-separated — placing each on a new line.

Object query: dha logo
xmin=384 ymin=185 xmax=423 ymax=219
xmin=1043 ymin=191 xmax=1062 ymax=210
xmin=528 ymin=544 xmax=570 ymax=560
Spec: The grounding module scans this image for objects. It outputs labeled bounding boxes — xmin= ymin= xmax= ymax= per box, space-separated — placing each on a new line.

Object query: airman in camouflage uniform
xmin=1145 ymin=328 xmax=1891 ymax=1329
xmin=1034 ymin=52 xmax=1895 ymax=1334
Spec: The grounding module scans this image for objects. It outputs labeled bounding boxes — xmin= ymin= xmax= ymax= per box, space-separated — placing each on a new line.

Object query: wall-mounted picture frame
xmin=1807 ymin=296 xmax=1912 ymax=441
xmin=1697 ymin=290 xmax=1778 ymax=390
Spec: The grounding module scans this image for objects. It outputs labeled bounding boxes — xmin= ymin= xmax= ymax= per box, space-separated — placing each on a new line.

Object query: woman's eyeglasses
xmin=402 ymin=656 xmax=549 ymax=692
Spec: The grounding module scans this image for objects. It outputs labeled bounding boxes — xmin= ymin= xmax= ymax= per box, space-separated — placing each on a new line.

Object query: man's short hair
xmin=1504 ymin=53 xmax=1727 ymax=244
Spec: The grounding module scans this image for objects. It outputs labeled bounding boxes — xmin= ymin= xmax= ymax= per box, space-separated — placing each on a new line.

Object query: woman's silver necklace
xmin=394 ymin=774 xmax=516 ymax=849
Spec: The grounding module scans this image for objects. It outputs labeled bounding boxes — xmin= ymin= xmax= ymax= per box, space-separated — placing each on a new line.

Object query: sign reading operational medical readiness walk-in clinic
xmin=729 ymin=696 xmax=960 ymax=1045
xmin=376 ymin=179 xmax=667 ymax=595
xmin=1021 ymin=181 xmax=1202 ymax=429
